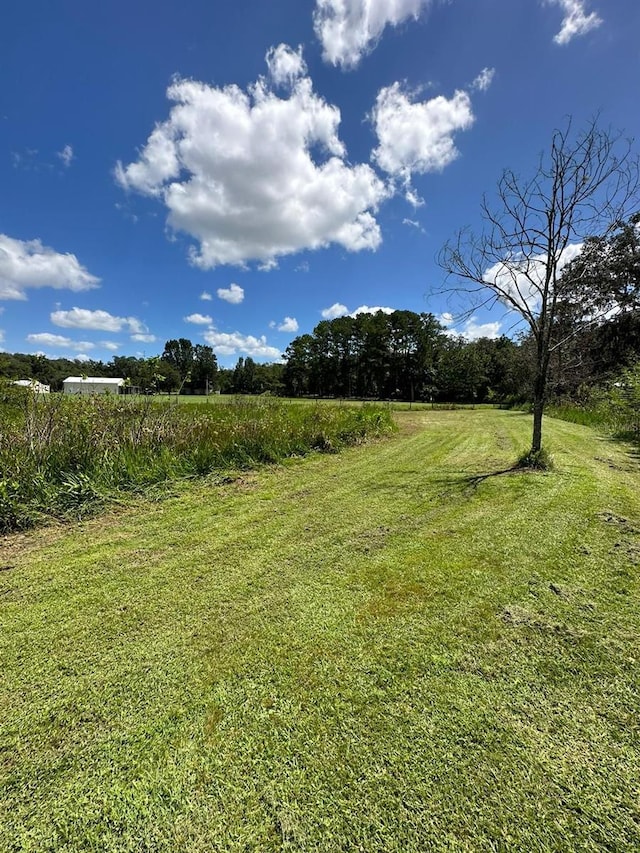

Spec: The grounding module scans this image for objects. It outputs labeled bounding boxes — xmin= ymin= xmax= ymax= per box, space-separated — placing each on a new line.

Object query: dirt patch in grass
xmin=360 ymin=579 xmax=434 ymax=618
xmin=0 ymin=522 xmax=67 ymax=564
xmin=500 ymin=604 xmax=588 ymax=641
xmin=392 ymin=411 xmax=431 ymax=436
xmin=352 ymin=525 xmax=392 ymax=555
xmin=597 ymin=511 xmax=639 ymax=534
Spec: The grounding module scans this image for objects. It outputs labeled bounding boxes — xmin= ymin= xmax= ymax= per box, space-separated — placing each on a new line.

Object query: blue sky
xmin=1 ymin=0 xmax=638 ymax=366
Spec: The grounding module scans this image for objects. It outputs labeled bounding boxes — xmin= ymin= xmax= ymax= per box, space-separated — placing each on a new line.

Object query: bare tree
xmin=439 ymin=119 xmax=639 ymax=457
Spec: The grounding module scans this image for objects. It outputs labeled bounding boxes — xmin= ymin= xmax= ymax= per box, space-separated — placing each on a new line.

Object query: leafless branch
xmin=438 ymin=117 xmax=640 ymax=452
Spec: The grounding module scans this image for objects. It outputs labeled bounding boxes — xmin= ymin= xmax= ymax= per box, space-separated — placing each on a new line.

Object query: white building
xmin=63 ymin=377 xmax=125 ymax=395
xmin=12 ymin=379 xmax=50 ymax=393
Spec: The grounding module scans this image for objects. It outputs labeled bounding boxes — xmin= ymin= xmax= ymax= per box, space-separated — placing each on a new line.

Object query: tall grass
xmin=0 ymin=385 xmax=394 ymax=532
xmin=545 ymin=400 xmax=615 ymax=431
xmin=547 ymin=365 xmax=640 ymax=440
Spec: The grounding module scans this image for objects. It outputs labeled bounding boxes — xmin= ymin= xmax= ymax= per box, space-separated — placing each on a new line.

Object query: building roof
xmin=13 ymin=379 xmax=50 ymax=389
xmin=63 ymin=376 xmax=125 ymax=384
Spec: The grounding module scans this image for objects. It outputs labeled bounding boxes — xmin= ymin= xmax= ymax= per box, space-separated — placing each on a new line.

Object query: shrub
xmin=516 ymin=447 xmax=554 ymax=471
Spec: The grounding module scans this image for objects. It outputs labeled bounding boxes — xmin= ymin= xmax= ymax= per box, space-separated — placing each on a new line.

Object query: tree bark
xmin=531 ymin=356 xmax=548 ymax=453
xmin=531 ymin=395 xmax=544 ymax=453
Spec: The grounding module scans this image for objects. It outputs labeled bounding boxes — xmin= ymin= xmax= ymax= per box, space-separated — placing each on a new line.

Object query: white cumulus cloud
xmin=217 ymin=283 xmax=244 ymax=304
xmin=459 ymin=318 xmax=501 ymax=340
xmin=350 ymin=305 xmax=395 ymax=316
xmin=51 ymin=307 xmax=145 ymax=333
xmin=184 ymin=313 xmax=212 ymax=325
xmin=483 ymin=244 xmax=583 ymax=313
xmin=203 ymin=330 xmax=282 ymax=360
xmin=266 ymin=44 xmax=307 ymax=87
xmin=546 ymin=0 xmax=602 ymax=45
xmin=320 ymin=302 xmax=395 ymax=319
xmin=438 ymin=313 xmax=501 ymax=340
xmin=321 ymin=302 xmax=349 ymax=319
xmin=200 ymin=290 xmax=213 ymax=301
xmin=0 ymin=235 xmax=99 ymax=301
xmin=314 ymin=0 xmax=431 ymax=69
xmin=115 ymin=57 xmax=388 ymax=270
xmin=371 ymin=83 xmax=475 ymax=181
xmin=131 ymin=333 xmax=157 ymax=343
xmin=26 ymin=333 xmax=95 ymax=351
xmin=277 ymin=316 xmax=299 ymax=333
xmin=100 ymin=341 xmax=120 ymax=351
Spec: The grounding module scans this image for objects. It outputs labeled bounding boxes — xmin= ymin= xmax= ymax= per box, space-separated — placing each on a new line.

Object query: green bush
xmin=516 ymin=447 xmax=554 ymax=471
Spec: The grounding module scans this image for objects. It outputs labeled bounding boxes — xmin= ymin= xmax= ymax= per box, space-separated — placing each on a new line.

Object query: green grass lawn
xmin=1 ymin=409 xmax=639 ymax=851
xmin=147 ymin=393 xmax=476 ymax=411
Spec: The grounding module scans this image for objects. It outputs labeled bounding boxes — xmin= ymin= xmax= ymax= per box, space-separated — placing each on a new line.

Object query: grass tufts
xmin=516 ymin=446 xmax=554 ymax=470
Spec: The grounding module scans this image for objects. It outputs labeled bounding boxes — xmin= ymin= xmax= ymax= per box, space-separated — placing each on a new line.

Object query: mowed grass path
xmin=2 ymin=410 xmax=640 ymax=851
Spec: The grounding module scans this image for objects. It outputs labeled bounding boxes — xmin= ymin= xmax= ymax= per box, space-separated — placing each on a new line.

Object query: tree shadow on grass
xmin=417 ymin=463 xmax=542 ymax=502
xmin=463 ymin=464 xmax=535 ymax=490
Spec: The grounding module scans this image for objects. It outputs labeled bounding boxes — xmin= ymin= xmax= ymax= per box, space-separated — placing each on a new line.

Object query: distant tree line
xmin=0 ymin=340 xmax=220 ymax=395
xmin=217 ymin=357 xmax=284 ymax=395
xmin=0 ymin=338 xmax=282 ymax=396
xmin=2 ymin=307 xmax=636 ymax=404
xmin=1 ymin=214 xmax=637 ymax=402
xmin=282 ymin=311 xmax=530 ymax=402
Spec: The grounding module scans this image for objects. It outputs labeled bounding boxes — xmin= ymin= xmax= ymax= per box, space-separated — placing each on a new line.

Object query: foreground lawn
xmin=1 ymin=409 xmax=639 ymax=851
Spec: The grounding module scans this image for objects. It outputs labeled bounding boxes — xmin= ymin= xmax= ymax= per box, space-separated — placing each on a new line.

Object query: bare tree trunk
xmin=532 ymin=395 xmax=544 ymax=453
xmin=531 ymin=351 xmax=549 ymax=453
xmin=439 ymin=120 xmax=639 ymax=464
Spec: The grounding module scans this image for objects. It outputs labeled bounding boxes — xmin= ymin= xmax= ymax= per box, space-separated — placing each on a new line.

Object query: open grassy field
xmin=1 ymin=409 xmax=639 ymax=851
xmin=152 ymin=394 xmax=468 ymax=411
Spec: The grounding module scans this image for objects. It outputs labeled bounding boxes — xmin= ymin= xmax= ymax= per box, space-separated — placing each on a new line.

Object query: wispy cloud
xmin=57 ymin=144 xmax=74 ymax=168
xmin=546 ymin=0 xmax=602 ymax=45
xmin=471 ymin=67 xmax=495 ymax=92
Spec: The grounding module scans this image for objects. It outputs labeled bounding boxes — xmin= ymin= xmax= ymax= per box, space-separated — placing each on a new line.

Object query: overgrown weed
xmin=516 ymin=447 xmax=554 ymax=471
xmin=0 ymin=385 xmax=394 ymax=531
xmin=548 ymin=365 xmax=640 ymax=439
